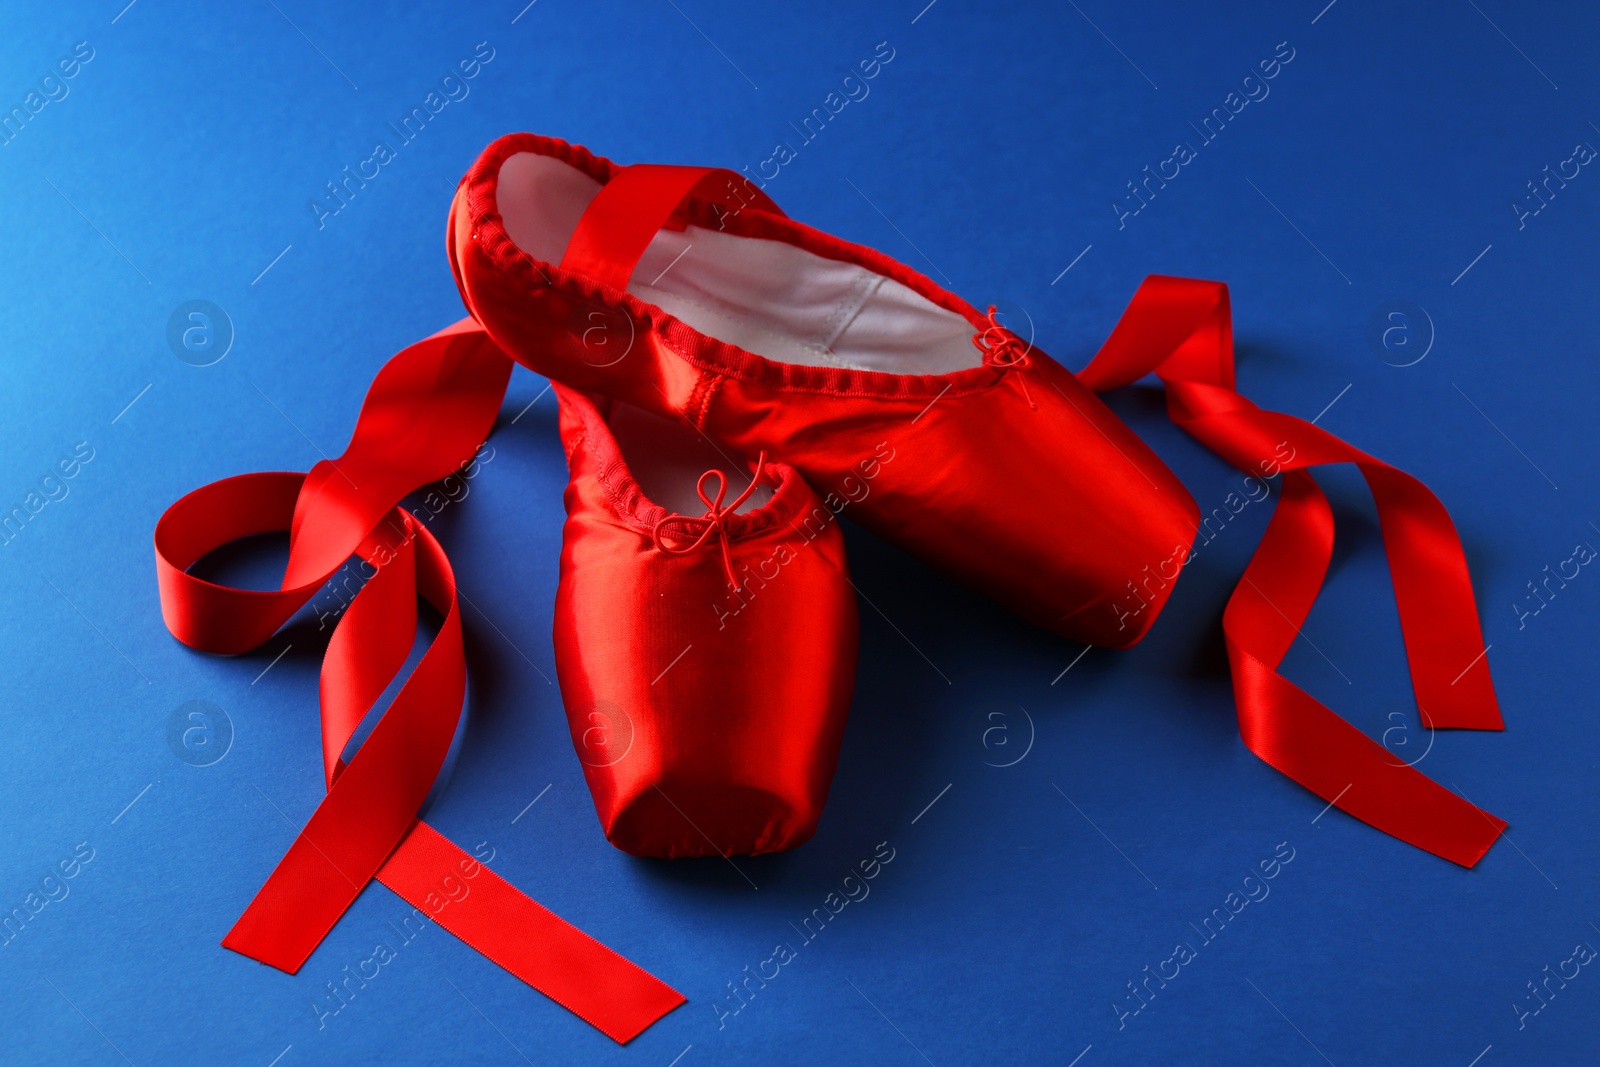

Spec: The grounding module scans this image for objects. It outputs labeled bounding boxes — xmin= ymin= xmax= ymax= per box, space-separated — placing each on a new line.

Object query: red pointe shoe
xmin=449 ymin=133 xmax=1199 ymax=648
xmin=550 ymin=383 xmax=857 ymax=857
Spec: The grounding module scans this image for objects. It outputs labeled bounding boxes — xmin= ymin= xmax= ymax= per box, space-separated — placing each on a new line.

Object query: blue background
xmin=1 ymin=1 xmax=1596 ymax=1064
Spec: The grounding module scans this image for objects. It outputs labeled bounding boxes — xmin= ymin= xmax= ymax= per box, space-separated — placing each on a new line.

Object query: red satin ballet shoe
xmin=550 ymin=383 xmax=858 ymax=858
xmin=449 ymin=133 xmax=1199 ymax=649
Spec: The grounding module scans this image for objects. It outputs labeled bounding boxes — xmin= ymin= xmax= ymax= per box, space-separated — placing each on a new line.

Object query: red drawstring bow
xmin=652 ymin=452 xmax=770 ymax=591
xmin=976 ymin=305 xmax=1036 ymax=409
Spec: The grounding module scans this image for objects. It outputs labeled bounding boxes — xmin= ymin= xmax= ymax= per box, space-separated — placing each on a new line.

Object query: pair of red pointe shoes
xmin=451 ymin=133 xmax=1201 ymax=859
xmin=152 ymin=128 xmax=1509 ymax=1044
xmin=456 ymin=132 xmax=1506 ymax=876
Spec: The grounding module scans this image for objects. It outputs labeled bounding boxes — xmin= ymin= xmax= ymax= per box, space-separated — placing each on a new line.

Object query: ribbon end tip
xmin=604 ymin=991 xmax=688 ymax=1045
xmin=220 ymin=934 xmax=306 ymax=975
xmin=1458 ymin=819 xmax=1510 ymax=869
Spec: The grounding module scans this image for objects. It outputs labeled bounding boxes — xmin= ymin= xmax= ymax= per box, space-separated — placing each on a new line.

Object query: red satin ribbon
xmin=1077 ymin=275 xmax=1507 ymax=867
xmin=153 ymin=320 xmax=684 ymax=1043
xmin=560 ymin=164 xmax=784 ymax=289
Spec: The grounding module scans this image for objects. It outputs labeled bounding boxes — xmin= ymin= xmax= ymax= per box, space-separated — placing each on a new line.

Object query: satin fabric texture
xmin=551 ymin=383 xmax=858 ymax=859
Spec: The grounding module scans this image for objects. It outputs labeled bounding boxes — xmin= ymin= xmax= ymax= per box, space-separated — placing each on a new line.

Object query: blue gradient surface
xmin=1 ymin=2 xmax=1597 ymax=1064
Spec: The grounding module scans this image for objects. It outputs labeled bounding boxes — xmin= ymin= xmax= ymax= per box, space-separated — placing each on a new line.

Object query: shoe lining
xmin=607 ymin=401 xmax=770 ymax=518
xmin=496 ymin=151 xmax=982 ymax=376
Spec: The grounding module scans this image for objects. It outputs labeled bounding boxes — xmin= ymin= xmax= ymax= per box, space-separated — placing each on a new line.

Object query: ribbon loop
xmin=153 ymin=320 xmax=683 ymax=1043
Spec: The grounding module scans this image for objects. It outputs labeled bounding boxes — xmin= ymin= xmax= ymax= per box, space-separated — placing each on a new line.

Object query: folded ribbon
xmin=1077 ymin=275 xmax=1507 ymax=867
xmin=153 ymin=319 xmax=684 ymax=1043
